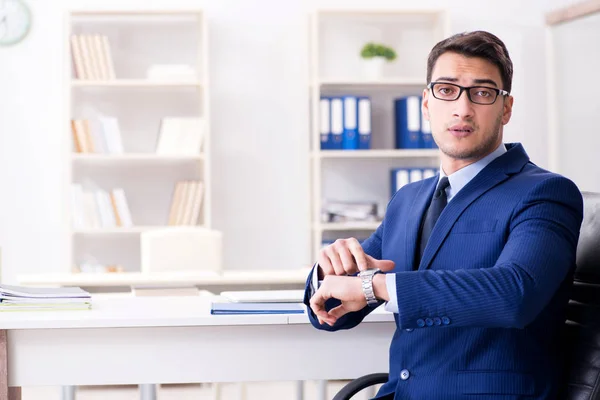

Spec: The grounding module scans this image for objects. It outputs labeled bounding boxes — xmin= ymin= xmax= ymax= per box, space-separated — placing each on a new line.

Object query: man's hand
xmin=310 ymin=262 xmax=395 ymax=326
xmin=317 ymin=237 xmax=395 ymax=278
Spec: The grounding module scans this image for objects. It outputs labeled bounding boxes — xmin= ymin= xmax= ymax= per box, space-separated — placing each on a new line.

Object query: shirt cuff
xmin=310 ymin=262 xmax=320 ymax=297
xmin=384 ymin=273 xmax=399 ymax=313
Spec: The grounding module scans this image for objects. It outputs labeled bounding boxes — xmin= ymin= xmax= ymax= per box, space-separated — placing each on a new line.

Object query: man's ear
xmin=502 ymin=95 xmax=514 ymax=125
xmin=422 ymin=88 xmax=430 ymax=121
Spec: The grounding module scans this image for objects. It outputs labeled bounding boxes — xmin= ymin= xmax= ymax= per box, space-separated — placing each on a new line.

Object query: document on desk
xmin=211 ymin=290 xmax=306 ymax=315
xmin=0 ymin=284 xmax=92 ymax=311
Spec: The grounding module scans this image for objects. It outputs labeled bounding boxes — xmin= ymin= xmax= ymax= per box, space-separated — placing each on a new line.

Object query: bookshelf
xmin=66 ymin=9 xmax=211 ymax=274
xmin=308 ymin=9 xmax=450 ymax=259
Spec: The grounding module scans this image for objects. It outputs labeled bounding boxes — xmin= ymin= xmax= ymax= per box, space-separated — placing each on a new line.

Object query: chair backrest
xmin=561 ymin=191 xmax=600 ymax=400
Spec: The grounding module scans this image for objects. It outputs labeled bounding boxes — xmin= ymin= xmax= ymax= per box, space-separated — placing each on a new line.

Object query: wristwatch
xmin=358 ymin=268 xmax=382 ymax=307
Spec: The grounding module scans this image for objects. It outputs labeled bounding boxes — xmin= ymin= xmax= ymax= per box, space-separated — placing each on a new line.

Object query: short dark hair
xmin=426 ymin=31 xmax=513 ymax=93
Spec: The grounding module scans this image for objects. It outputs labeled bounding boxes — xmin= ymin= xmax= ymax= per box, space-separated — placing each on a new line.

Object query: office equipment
xmin=395 ymin=96 xmax=422 ymax=149
xmin=342 ymin=96 xmax=359 ymax=150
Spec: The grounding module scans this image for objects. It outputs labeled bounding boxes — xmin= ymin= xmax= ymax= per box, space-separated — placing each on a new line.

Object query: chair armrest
xmin=332 ymin=373 xmax=389 ymax=400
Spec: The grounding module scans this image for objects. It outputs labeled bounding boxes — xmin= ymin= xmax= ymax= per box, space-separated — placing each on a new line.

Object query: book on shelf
xmin=70 ymin=185 xmax=133 ymax=229
xmin=70 ymin=34 xmax=116 ymax=80
xmin=167 ymin=180 xmax=204 ymax=225
xmin=155 ymin=117 xmax=205 ymax=156
xmin=0 ymin=284 xmax=91 ymax=312
xmin=71 ymin=117 xmax=124 ymax=154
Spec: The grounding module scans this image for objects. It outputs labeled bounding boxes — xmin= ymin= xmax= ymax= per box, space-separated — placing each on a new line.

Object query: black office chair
xmin=333 ymin=191 xmax=600 ymax=400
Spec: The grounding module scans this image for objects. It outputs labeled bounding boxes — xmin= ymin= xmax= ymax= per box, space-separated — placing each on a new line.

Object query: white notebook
xmin=219 ymin=290 xmax=305 ymax=303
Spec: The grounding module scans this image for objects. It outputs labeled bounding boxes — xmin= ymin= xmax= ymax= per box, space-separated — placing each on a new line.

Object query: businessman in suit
xmin=305 ymin=30 xmax=583 ymax=399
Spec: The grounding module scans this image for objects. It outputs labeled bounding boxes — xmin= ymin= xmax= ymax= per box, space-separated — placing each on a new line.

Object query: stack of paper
xmin=210 ymin=290 xmax=306 ymax=315
xmin=0 ymin=284 xmax=92 ymax=312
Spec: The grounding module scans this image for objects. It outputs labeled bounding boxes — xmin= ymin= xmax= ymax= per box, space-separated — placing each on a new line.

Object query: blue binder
xmin=329 ymin=97 xmax=344 ymax=150
xmin=395 ymin=96 xmax=422 ymax=149
xmin=358 ymin=97 xmax=371 ymax=150
xmin=319 ymin=97 xmax=331 ymax=150
xmin=421 ymin=117 xmax=437 ymax=149
xmin=342 ymin=96 xmax=359 ymax=150
xmin=390 ymin=168 xmax=410 ymax=195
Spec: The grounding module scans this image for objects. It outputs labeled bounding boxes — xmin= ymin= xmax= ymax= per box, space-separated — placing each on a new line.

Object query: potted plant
xmin=360 ymin=42 xmax=397 ymax=80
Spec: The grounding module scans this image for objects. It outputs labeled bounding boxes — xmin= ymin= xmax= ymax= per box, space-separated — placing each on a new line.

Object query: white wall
xmin=0 ymin=0 xmax=553 ymax=283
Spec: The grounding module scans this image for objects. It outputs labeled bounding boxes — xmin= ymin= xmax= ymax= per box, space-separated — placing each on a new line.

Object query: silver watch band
xmin=359 ymin=268 xmax=381 ymax=306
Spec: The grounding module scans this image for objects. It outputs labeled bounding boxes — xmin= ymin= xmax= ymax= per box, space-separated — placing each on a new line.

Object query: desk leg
xmin=61 ymin=385 xmax=76 ymax=400
xmin=316 ymin=380 xmax=327 ymax=400
xmin=139 ymin=384 xmax=157 ymax=400
xmin=1 ymin=330 xmax=22 ymax=400
xmin=295 ymin=381 xmax=304 ymax=400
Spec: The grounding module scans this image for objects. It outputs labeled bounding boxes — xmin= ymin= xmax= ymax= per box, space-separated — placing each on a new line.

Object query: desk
xmin=0 ymin=296 xmax=395 ymax=400
xmin=17 ymin=269 xmax=312 ymax=292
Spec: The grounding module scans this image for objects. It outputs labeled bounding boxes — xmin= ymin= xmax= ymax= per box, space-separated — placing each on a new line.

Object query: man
xmin=304 ymin=31 xmax=583 ymax=400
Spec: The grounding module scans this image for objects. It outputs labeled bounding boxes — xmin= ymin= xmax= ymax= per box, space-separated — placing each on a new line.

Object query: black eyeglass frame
xmin=426 ymin=82 xmax=510 ymax=105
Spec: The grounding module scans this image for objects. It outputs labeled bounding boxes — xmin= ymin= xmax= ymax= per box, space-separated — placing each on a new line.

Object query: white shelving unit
xmin=66 ymin=9 xmax=211 ymax=273
xmin=308 ymin=9 xmax=449 ymax=259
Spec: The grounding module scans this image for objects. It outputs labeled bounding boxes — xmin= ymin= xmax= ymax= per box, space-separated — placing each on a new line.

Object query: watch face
xmin=0 ymin=0 xmax=32 ymax=46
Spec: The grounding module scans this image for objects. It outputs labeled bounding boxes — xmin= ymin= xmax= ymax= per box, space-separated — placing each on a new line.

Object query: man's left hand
xmin=309 ymin=275 xmax=366 ymax=326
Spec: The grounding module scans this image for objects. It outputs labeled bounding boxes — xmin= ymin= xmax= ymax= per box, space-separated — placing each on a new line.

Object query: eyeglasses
xmin=427 ymin=82 xmax=509 ymax=105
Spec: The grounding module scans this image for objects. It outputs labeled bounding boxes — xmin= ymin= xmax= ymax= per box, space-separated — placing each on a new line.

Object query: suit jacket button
xmin=433 ymin=317 xmax=442 ymax=325
xmin=442 ymin=316 xmax=451 ymax=325
xmin=400 ymin=369 xmax=410 ymax=380
xmin=416 ymin=319 xmax=425 ymax=327
xmin=425 ymin=318 xmax=433 ymax=326
xmin=405 ymin=328 xmax=414 ymax=332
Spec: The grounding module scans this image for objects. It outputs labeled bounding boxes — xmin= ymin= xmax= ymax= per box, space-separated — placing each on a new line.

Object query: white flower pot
xmin=363 ymin=57 xmax=386 ymax=80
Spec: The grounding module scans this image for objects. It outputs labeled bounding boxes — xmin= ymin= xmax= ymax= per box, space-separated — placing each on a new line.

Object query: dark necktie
xmin=417 ymin=177 xmax=450 ymax=266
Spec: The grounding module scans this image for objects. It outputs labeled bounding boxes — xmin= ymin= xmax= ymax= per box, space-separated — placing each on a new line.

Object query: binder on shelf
xmin=421 ymin=118 xmax=437 ymax=149
xmin=357 ymin=96 xmax=371 ymax=150
xmin=342 ymin=96 xmax=358 ymax=150
xmin=395 ymin=96 xmax=422 ymax=149
xmin=423 ymin=168 xmax=437 ymax=179
xmin=319 ymin=97 xmax=331 ymax=150
xmin=391 ymin=168 xmax=410 ymax=195
xmin=329 ymin=97 xmax=344 ymax=150
xmin=409 ymin=168 xmax=423 ymax=183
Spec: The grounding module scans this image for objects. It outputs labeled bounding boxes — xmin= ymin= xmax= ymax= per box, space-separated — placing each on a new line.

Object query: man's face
xmin=422 ymin=52 xmax=513 ymax=162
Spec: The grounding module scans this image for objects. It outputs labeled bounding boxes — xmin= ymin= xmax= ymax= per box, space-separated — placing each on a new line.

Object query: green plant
xmin=360 ymin=42 xmax=397 ymax=61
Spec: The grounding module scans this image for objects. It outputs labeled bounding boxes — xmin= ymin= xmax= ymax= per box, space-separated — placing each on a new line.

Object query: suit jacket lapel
xmin=417 ymin=143 xmax=530 ymax=271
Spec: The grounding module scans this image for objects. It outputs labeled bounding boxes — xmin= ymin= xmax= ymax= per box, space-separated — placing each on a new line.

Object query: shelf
xmin=72 ymin=153 xmax=204 ymax=163
xmin=71 ymin=80 xmax=202 ymax=88
xmin=314 ymin=149 xmax=439 ymax=159
xmin=316 ymin=78 xmax=426 ymax=87
xmin=315 ymin=222 xmax=381 ymax=231
xmin=73 ymin=226 xmax=205 ymax=235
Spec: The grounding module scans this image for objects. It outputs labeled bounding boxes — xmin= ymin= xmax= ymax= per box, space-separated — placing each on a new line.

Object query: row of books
xmin=391 ymin=167 xmax=437 ymax=194
xmin=320 ymin=96 xmax=371 ymax=150
xmin=70 ymin=185 xmax=133 ymax=229
xmin=72 ymin=117 xmax=124 ymax=154
xmin=168 ymin=180 xmax=205 ymax=226
xmin=70 ymin=34 xmax=116 ymax=81
xmin=0 ymin=284 xmax=91 ymax=312
xmin=395 ymin=96 xmax=437 ymax=149
xmin=70 ymin=180 xmax=205 ymax=229
xmin=71 ymin=117 xmax=204 ymax=155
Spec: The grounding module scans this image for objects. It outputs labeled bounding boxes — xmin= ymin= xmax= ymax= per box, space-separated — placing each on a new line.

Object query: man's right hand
xmin=316 ymin=237 xmax=395 ymax=278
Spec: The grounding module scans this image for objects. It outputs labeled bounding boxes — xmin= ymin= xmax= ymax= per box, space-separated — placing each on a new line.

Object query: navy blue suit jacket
xmin=304 ymin=143 xmax=583 ymax=399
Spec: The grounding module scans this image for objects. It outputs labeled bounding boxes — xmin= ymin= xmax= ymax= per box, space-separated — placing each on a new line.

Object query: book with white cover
xmin=219 ymin=290 xmax=305 ymax=303
xmin=0 ymin=284 xmax=90 ymax=299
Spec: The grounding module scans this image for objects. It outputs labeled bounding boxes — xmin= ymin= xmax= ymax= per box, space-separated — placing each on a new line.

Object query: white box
xmin=140 ymin=227 xmax=222 ymax=273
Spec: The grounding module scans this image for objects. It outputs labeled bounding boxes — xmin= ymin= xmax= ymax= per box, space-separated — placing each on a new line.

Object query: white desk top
xmin=17 ymin=268 xmax=312 ymax=287
xmin=0 ymin=295 xmax=394 ymax=330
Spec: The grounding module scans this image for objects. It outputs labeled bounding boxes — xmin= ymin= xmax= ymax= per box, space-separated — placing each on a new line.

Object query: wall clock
xmin=0 ymin=0 xmax=31 ymax=46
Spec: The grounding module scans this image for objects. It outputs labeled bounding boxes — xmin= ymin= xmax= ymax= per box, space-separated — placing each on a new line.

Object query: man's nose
xmin=452 ymin=90 xmax=475 ymax=119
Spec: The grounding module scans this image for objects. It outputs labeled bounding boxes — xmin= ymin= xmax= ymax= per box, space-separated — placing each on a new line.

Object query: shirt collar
xmin=440 ymin=142 xmax=507 ymax=202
